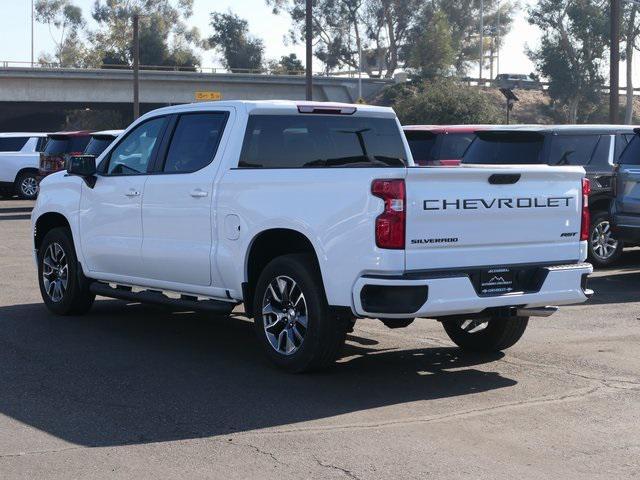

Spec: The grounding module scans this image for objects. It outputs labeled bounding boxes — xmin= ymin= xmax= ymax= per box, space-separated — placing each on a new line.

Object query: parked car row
xmin=0 ymin=130 xmax=122 ymax=200
xmin=1 ymin=119 xmax=636 ymax=271
xmin=39 ymin=130 xmax=123 ymax=180
xmin=403 ymin=124 xmax=638 ymax=268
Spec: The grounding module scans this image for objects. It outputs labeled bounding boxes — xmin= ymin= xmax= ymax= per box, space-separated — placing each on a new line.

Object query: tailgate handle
xmin=489 ymin=174 xmax=521 ymax=185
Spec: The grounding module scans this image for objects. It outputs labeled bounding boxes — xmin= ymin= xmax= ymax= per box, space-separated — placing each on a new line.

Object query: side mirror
xmin=67 ymin=155 xmax=97 ymax=187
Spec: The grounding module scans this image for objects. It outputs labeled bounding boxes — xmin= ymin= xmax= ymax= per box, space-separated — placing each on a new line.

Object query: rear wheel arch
xmin=14 ymin=167 xmax=39 ymax=184
xmin=244 ymin=228 xmax=324 ymax=318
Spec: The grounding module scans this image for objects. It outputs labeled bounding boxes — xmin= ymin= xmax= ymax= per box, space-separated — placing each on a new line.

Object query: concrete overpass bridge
xmin=0 ymin=67 xmax=394 ymax=131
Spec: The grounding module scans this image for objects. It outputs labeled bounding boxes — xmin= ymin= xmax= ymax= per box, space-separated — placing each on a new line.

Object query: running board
xmin=89 ymin=282 xmax=237 ymax=314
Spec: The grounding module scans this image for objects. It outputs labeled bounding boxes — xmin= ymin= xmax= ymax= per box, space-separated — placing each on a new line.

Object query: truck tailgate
xmin=405 ymin=165 xmax=585 ymax=271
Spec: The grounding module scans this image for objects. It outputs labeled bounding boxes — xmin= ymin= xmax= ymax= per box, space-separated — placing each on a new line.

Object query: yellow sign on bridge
xmin=195 ymin=91 xmax=222 ymax=101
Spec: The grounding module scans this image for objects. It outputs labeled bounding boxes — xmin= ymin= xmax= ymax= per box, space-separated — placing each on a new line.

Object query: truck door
xmin=80 ymin=116 xmax=168 ymax=277
xmin=140 ymin=110 xmax=232 ymax=287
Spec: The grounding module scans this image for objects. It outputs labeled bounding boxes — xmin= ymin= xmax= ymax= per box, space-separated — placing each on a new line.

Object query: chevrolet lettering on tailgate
xmin=423 ymin=196 xmax=573 ymax=211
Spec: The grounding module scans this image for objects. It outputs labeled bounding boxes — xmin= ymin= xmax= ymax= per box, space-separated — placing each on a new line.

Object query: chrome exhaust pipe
xmin=516 ymin=306 xmax=559 ymax=318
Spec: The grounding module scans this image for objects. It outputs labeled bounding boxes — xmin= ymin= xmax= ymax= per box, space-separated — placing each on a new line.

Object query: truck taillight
xmin=372 ymin=179 xmax=405 ymax=249
xmin=580 ymin=178 xmax=591 ymax=241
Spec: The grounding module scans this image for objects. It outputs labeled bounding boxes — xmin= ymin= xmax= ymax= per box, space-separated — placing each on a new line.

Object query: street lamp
xmin=479 ymin=0 xmax=484 ymax=83
xmin=133 ymin=13 xmax=140 ymax=120
xmin=611 ymin=0 xmax=640 ymax=123
xmin=31 ymin=0 xmax=34 ymax=67
xmin=305 ymin=0 xmax=312 ymax=100
xmin=611 ymin=0 xmax=620 ymax=123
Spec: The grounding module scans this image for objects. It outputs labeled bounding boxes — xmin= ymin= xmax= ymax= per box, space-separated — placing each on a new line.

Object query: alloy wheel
xmin=20 ymin=176 xmax=38 ymax=197
xmin=590 ymin=220 xmax=618 ymax=261
xmin=262 ymin=275 xmax=308 ymax=355
xmin=42 ymin=242 xmax=68 ymax=302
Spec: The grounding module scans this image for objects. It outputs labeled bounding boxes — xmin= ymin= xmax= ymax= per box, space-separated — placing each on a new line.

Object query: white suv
xmin=0 ymin=132 xmax=48 ymax=199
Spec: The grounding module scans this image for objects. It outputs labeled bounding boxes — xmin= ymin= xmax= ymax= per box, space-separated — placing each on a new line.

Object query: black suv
xmin=462 ymin=125 xmax=637 ymax=267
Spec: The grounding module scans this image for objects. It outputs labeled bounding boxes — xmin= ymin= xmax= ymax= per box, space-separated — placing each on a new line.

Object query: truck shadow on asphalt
xmin=587 ymin=249 xmax=640 ymax=305
xmin=587 ymin=271 xmax=640 ymax=305
xmin=0 ymin=300 xmax=515 ymax=447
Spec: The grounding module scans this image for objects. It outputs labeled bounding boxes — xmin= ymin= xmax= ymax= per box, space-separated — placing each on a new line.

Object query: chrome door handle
xmin=190 ymin=189 xmax=209 ymax=198
xmin=125 ymin=190 xmax=140 ymax=197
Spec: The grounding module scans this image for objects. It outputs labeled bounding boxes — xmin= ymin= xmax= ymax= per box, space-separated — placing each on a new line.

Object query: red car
xmin=39 ymin=131 xmax=93 ymax=179
xmin=403 ymin=125 xmax=486 ymax=166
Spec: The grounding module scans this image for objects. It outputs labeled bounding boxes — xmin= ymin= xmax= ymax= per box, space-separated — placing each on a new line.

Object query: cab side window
xmin=0 ymin=137 xmax=29 ymax=152
xmin=163 ymin=113 xmax=227 ymax=173
xmin=105 ymin=117 xmax=167 ymax=176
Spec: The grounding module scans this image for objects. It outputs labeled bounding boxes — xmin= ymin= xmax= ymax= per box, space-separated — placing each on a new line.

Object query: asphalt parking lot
xmin=0 ymin=199 xmax=638 ymax=480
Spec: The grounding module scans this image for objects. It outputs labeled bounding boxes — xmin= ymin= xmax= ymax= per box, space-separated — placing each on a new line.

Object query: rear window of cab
xmin=238 ymin=115 xmax=407 ymax=168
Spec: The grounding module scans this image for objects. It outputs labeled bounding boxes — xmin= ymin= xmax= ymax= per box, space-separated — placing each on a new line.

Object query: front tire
xmin=253 ymin=254 xmax=349 ymax=373
xmin=442 ymin=316 xmax=529 ymax=352
xmin=38 ymin=227 xmax=95 ymax=315
xmin=15 ymin=171 xmax=39 ymax=200
xmin=588 ymin=211 xmax=623 ymax=268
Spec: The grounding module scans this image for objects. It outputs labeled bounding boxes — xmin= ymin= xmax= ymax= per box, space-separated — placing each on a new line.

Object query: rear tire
xmin=253 ymin=254 xmax=349 ymax=373
xmin=588 ymin=211 xmax=623 ymax=268
xmin=442 ymin=316 xmax=529 ymax=352
xmin=15 ymin=171 xmax=39 ymax=200
xmin=38 ymin=227 xmax=95 ymax=315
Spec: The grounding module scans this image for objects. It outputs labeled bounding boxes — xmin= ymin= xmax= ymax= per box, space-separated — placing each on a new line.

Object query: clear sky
xmin=0 ymin=0 xmax=636 ymax=85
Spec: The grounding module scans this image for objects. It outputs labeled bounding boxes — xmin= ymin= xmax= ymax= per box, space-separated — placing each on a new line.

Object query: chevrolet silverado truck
xmin=32 ymin=101 xmax=593 ymax=372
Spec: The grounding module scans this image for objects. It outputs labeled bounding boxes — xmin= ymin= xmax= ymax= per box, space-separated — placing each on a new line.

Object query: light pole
xmin=305 ymin=0 xmax=313 ymax=101
xmin=31 ymin=0 xmax=34 ymax=66
xmin=479 ymin=0 xmax=484 ymax=83
xmin=358 ymin=40 xmax=362 ymax=101
xmin=133 ymin=13 xmax=140 ymax=120
xmin=496 ymin=0 xmax=501 ymax=76
xmin=611 ymin=0 xmax=621 ymax=123
xmin=620 ymin=0 xmax=640 ymax=123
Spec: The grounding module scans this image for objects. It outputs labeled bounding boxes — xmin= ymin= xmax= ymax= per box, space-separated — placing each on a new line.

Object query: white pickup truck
xmin=31 ymin=101 xmax=593 ymax=372
xmin=0 ymin=132 xmax=48 ymax=199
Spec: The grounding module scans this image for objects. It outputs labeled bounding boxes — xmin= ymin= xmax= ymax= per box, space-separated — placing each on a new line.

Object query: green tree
xmin=268 ymin=0 xmax=368 ymax=74
xmin=268 ymin=53 xmax=305 ymax=74
xmin=405 ymin=9 xmax=455 ymax=78
xmin=362 ymin=0 xmax=420 ymax=77
xmin=527 ymin=0 xmax=609 ymax=123
xmin=391 ymin=78 xmax=502 ymax=124
xmin=437 ymin=0 xmax=516 ymax=75
xmin=34 ymin=0 xmax=87 ymax=67
xmin=208 ymin=12 xmax=265 ymax=72
xmin=90 ymin=0 xmax=201 ymax=69
xmin=267 ymin=0 xmax=514 ymax=78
